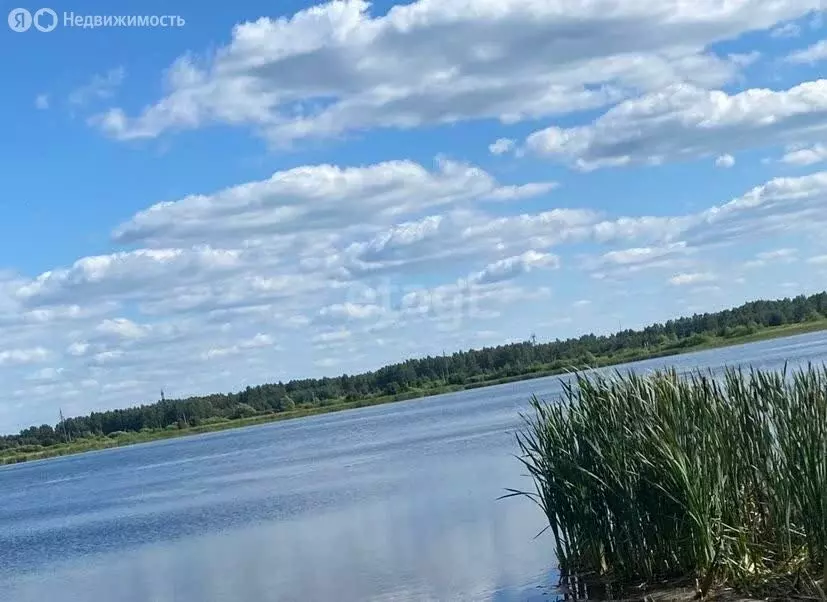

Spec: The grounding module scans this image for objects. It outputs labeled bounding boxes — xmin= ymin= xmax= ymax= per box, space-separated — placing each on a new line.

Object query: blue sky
xmin=1 ymin=0 xmax=827 ymax=431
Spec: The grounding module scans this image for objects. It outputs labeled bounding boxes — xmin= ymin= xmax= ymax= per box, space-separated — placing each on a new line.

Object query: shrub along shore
xmin=515 ymin=366 xmax=827 ymax=601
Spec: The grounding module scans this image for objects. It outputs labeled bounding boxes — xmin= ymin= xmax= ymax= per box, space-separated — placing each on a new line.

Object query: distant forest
xmin=3 ymin=292 xmax=826 ymax=451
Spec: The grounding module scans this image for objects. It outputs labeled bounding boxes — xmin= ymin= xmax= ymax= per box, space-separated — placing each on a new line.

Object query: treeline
xmin=3 ymin=292 xmax=826 ymax=451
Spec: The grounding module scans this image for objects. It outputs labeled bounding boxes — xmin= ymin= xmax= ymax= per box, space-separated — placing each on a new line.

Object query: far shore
xmin=2 ymin=318 xmax=826 ymax=467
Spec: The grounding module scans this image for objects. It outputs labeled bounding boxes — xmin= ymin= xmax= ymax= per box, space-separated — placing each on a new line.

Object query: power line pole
xmin=58 ymin=408 xmax=71 ymax=444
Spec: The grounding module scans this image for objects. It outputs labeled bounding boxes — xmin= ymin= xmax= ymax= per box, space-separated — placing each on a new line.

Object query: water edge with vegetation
xmin=3 ymin=292 xmax=827 ymax=465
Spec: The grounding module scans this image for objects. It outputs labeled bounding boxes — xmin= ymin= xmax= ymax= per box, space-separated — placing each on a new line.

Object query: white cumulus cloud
xmin=786 ymin=39 xmax=827 ymax=63
xmin=669 ymin=272 xmax=716 ymax=286
xmin=90 ymin=0 xmax=817 ymax=144
xmin=488 ymin=138 xmax=515 ymax=155
xmin=781 ymin=144 xmax=827 ymax=166
xmin=715 ymin=154 xmax=736 ymax=168
xmin=525 ymin=80 xmax=827 ymax=170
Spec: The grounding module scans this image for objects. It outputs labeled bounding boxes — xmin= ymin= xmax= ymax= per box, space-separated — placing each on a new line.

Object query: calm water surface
xmin=2 ymin=331 xmax=827 ymax=602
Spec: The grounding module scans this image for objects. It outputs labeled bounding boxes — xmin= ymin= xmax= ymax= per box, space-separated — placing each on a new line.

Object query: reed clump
xmin=514 ymin=365 xmax=827 ymax=599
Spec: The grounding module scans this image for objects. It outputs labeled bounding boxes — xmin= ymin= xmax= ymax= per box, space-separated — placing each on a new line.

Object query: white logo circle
xmin=8 ymin=8 xmax=32 ymax=32
xmin=33 ymin=7 xmax=57 ymax=32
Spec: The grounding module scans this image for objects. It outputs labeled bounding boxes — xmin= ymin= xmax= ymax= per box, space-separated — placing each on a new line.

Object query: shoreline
xmin=3 ymin=319 xmax=826 ymax=467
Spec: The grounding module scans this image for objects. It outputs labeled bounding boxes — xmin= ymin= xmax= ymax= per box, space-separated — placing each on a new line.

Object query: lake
xmin=2 ymin=331 xmax=827 ymax=602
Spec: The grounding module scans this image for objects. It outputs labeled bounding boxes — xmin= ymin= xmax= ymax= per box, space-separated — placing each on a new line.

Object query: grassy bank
xmin=514 ymin=366 xmax=827 ymax=601
xmin=2 ymin=319 xmax=826 ymax=467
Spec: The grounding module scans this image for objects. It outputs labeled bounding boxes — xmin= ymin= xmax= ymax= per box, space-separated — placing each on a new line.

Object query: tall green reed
xmin=513 ymin=365 xmax=827 ymax=595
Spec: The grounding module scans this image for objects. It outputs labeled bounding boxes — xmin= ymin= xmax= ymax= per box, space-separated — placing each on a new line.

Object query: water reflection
xmin=1 ymin=409 xmax=558 ymax=601
xmin=3 ymin=471 xmax=557 ymax=601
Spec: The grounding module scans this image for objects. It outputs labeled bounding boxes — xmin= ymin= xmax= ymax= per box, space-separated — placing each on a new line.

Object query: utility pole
xmin=59 ymin=408 xmax=71 ymax=444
